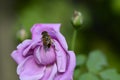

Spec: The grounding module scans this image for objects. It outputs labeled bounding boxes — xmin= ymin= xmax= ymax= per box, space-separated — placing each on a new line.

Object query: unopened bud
xmin=16 ymin=28 xmax=29 ymax=42
xmin=71 ymin=10 xmax=83 ymax=29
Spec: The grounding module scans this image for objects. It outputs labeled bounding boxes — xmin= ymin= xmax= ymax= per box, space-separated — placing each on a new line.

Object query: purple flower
xmin=11 ymin=24 xmax=76 ymax=80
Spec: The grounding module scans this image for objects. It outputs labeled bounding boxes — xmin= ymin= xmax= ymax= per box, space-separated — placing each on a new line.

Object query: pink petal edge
xmin=17 ymin=56 xmax=46 ymax=80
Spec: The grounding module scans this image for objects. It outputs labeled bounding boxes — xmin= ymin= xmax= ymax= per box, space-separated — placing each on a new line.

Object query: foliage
xmin=79 ymin=72 xmax=99 ymax=80
xmin=100 ymin=69 xmax=120 ymax=80
xmin=86 ymin=50 xmax=108 ymax=74
xmin=74 ymin=50 xmax=120 ymax=80
xmin=76 ymin=54 xmax=86 ymax=66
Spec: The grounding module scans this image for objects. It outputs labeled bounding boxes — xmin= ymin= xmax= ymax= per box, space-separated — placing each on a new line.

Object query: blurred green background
xmin=0 ymin=0 xmax=120 ymax=80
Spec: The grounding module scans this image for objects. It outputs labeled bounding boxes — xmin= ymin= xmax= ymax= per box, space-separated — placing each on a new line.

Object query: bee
xmin=41 ymin=31 xmax=53 ymax=50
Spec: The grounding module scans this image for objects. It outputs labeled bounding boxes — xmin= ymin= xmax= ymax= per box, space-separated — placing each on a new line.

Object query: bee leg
xmin=51 ymin=43 xmax=58 ymax=51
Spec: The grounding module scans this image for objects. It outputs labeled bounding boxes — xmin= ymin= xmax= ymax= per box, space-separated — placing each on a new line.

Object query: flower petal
xmin=41 ymin=63 xmax=57 ymax=80
xmin=55 ymin=31 xmax=68 ymax=50
xmin=17 ymin=39 xmax=32 ymax=50
xmin=11 ymin=50 xmax=25 ymax=64
xmin=55 ymin=51 xmax=76 ymax=80
xmin=31 ymin=24 xmax=68 ymax=49
xmin=34 ymin=45 xmax=56 ymax=65
xmin=17 ymin=56 xmax=46 ymax=80
xmin=11 ymin=40 xmax=32 ymax=64
xmin=31 ymin=24 xmax=60 ymax=41
xmin=22 ymin=41 xmax=39 ymax=56
xmin=54 ymin=40 xmax=67 ymax=72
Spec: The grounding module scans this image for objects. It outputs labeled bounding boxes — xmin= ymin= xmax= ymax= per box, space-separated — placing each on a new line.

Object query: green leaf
xmin=79 ymin=72 xmax=99 ymax=80
xmin=74 ymin=68 xmax=81 ymax=79
xmin=76 ymin=54 xmax=86 ymax=66
xmin=100 ymin=69 xmax=120 ymax=80
xmin=86 ymin=50 xmax=108 ymax=73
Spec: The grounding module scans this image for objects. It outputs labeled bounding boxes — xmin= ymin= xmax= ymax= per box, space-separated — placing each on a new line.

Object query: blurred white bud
xmin=16 ymin=28 xmax=28 ymax=42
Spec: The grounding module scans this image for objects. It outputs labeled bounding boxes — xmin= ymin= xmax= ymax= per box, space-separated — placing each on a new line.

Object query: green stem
xmin=71 ymin=30 xmax=77 ymax=50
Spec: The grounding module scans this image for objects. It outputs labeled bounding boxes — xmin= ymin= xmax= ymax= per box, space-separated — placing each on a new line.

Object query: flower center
xmin=34 ymin=46 xmax=56 ymax=66
xmin=34 ymin=31 xmax=56 ymax=65
xmin=40 ymin=46 xmax=56 ymax=65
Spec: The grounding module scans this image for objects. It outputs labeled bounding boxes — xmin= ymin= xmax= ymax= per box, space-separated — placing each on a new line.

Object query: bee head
xmin=41 ymin=31 xmax=48 ymax=35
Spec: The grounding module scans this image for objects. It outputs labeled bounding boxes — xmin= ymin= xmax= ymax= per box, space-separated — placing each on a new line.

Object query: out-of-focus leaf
xmin=76 ymin=54 xmax=86 ymax=66
xmin=100 ymin=69 xmax=120 ymax=80
xmin=111 ymin=0 xmax=120 ymax=15
xmin=79 ymin=72 xmax=99 ymax=80
xmin=74 ymin=68 xmax=81 ymax=80
xmin=86 ymin=50 xmax=108 ymax=74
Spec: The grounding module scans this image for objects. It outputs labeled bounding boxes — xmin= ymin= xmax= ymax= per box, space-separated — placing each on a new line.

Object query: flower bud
xmin=16 ymin=28 xmax=29 ymax=42
xmin=71 ymin=10 xmax=83 ymax=29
